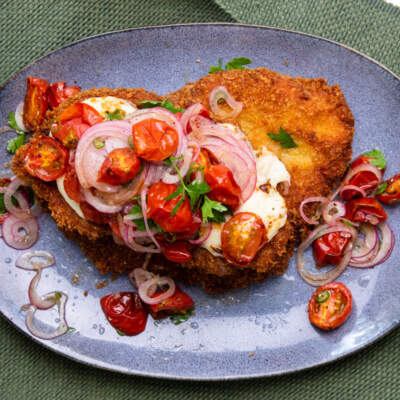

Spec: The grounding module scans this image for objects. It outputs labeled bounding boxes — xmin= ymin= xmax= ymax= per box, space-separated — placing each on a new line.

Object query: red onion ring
xmin=180 ymin=103 xmax=208 ymax=134
xmin=299 ymin=197 xmax=327 ymax=225
xmin=2 ymin=215 xmax=38 ymax=250
xmin=296 ymin=223 xmax=357 ymax=286
xmin=25 ymin=292 xmax=69 ymax=340
xmin=15 ymin=250 xmax=55 ymax=270
xmin=138 ymin=275 xmax=176 ymax=305
xmin=189 ymin=223 xmax=212 ymax=245
xmin=3 ymin=178 xmax=33 ymax=219
xmin=349 ymin=224 xmax=379 ymax=265
xmin=28 ymin=269 xmax=58 ymax=310
xmin=209 ymin=86 xmax=243 ymax=119
xmin=322 ymin=200 xmax=346 ymax=225
xmin=161 ymin=147 xmax=193 ymax=184
xmin=339 ymin=184 xmax=367 ymax=199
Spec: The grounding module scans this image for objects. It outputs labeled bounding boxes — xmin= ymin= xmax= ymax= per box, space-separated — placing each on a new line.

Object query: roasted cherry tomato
xmin=52 ymin=117 xmax=90 ymax=148
xmin=63 ymin=167 xmax=81 ymax=202
xmin=147 ymin=286 xmax=194 ymax=320
xmin=23 ymin=136 xmax=68 ymax=181
xmin=132 ymin=118 xmax=178 ymax=161
xmin=308 ymin=282 xmax=352 ymax=330
xmin=376 ymin=174 xmax=400 ymax=205
xmin=164 ymin=240 xmax=193 ymax=263
xmin=48 ymin=81 xmax=80 ymax=109
xmin=23 ymin=77 xmax=50 ymax=131
xmin=221 ymin=212 xmax=267 ymax=266
xmin=147 ymin=182 xmax=193 ymax=233
xmin=97 ymin=148 xmax=141 ymax=186
xmin=313 ymin=231 xmax=352 ymax=266
xmin=205 ymin=164 xmax=241 ymax=211
xmin=341 ymin=154 xmax=385 ymax=200
xmin=80 ymin=201 xmax=110 ymax=224
xmin=345 ymin=197 xmax=388 ymax=225
xmin=100 ymin=292 xmax=148 ymax=335
xmin=57 ymin=102 xmax=103 ymax=125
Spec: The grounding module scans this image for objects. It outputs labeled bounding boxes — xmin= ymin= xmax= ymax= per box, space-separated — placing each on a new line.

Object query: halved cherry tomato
xmin=52 ymin=117 xmax=90 ymax=148
xmin=147 ymin=182 xmax=193 ymax=233
xmin=57 ymin=103 xmax=103 ymax=125
xmin=23 ymin=77 xmax=50 ymax=131
xmin=80 ymin=201 xmax=110 ymax=224
xmin=63 ymin=167 xmax=81 ymax=202
xmin=341 ymin=155 xmax=385 ymax=200
xmin=23 ymin=136 xmax=68 ymax=181
xmin=164 ymin=240 xmax=193 ymax=262
xmin=313 ymin=231 xmax=352 ymax=266
xmin=221 ymin=212 xmax=267 ymax=266
xmin=100 ymin=292 xmax=148 ymax=335
xmin=97 ymin=148 xmax=141 ymax=186
xmin=308 ymin=282 xmax=352 ymax=330
xmin=345 ymin=197 xmax=388 ymax=225
xmin=205 ymin=164 xmax=241 ymax=211
xmin=376 ymin=174 xmax=400 ymax=205
xmin=147 ymin=286 xmax=194 ymax=320
xmin=47 ymin=81 xmax=81 ymax=109
xmin=132 ymin=118 xmax=178 ymax=161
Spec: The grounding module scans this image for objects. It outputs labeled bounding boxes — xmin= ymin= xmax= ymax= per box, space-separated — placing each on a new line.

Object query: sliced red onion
xmin=322 ymin=200 xmax=346 ymax=225
xmin=189 ymin=223 xmax=212 ymax=245
xmin=25 ymin=292 xmax=69 ymax=340
xmin=138 ymin=275 xmax=175 ymax=305
xmin=188 ymin=139 xmax=201 ymax=162
xmin=180 ymin=103 xmax=209 ymax=134
xmin=349 ymin=224 xmax=379 ymax=265
xmin=2 ymin=215 xmax=38 ymax=250
xmin=296 ymin=224 xmax=357 ymax=286
xmin=28 ymin=269 xmax=58 ymax=310
xmin=140 ymin=187 xmax=161 ymax=250
xmin=75 ymin=121 xmax=132 ymax=192
xmin=15 ymin=250 xmax=55 ymax=270
xmin=161 ymin=147 xmax=193 ymax=184
xmin=299 ymin=196 xmax=326 ymax=225
xmin=81 ymin=188 xmax=122 ymax=214
xmin=15 ymin=102 xmax=28 ymax=132
xmin=4 ymin=178 xmax=32 ymax=219
xmin=339 ymin=184 xmax=367 ymax=199
xmin=350 ymin=222 xmax=395 ymax=268
xmin=129 ymin=266 xmax=153 ymax=289
xmin=209 ymin=86 xmax=243 ymax=119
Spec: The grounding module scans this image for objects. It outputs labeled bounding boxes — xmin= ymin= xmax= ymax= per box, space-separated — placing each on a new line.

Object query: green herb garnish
xmin=128 ymin=203 xmax=163 ymax=232
xmin=170 ymin=309 xmax=194 ymax=325
xmin=138 ymin=99 xmax=184 ymax=114
xmin=363 ymin=149 xmax=387 ymax=170
xmin=6 ymin=133 xmax=25 ymax=154
xmin=267 ymin=127 xmax=298 ymax=149
xmin=8 ymin=111 xmax=24 ymax=134
xmin=376 ymin=182 xmax=388 ymax=195
xmin=209 ymin=57 xmax=252 ymax=74
xmin=105 ymin=109 xmax=123 ymax=120
xmin=201 ymin=196 xmax=228 ymax=223
xmin=93 ymin=137 xmax=105 ymax=149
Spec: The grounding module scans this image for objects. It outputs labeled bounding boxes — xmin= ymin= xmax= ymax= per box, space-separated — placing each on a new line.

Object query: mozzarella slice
xmin=56 ymin=174 xmax=84 ymax=219
xmin=81 ymin=96 xmax=137 ymax=118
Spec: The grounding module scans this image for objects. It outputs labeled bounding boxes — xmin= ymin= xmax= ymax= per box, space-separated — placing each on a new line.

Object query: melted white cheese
xmin=56 ymin=174 xmax=84 ymax=219
xmin=81 ymin=96 xmax=137 ymax=118
xmin=201 ymin=141 xmax=290 ymax=257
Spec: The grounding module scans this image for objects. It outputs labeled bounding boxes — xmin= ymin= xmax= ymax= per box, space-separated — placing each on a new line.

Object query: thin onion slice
xmin=189 ymin=223 xmax=212 ymax=245
xmin=2 ymin=215 xmax=38 ymax=250
xmin=28 ymin=269 xmax=57 ymax=310
xmin=299 ymin=197 xmax=327 ymax=225
xmin=209 ymin=86 xmax=243 ymax=119
xmin=4 ymin=178 xmax=32 ymax=219
xmin=349 ymin=224 xmax=379 ymax=265
xmin=138 ymin=275 xmax=176 ymax=305
xmin=16 ymin=250 xmax=55 ymax=270
xmin=180 ymin=103 xmax=208 ymax=134
xmin=15 ymin=102 xmax=28 ymax=132
xmin=25 ymin=293 xmax=69 ymax=340
xmin=322 ymin=200 xmax=346 ymax=225
xmin=296 ymin=224 xmax=357 ymax=286
xmin=339 ymin=184 xmax=367 ymax=199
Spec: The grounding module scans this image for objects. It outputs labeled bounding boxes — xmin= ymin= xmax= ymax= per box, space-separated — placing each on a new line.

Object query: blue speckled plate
xmin=0 ymin=24 xmax=399 ymax=380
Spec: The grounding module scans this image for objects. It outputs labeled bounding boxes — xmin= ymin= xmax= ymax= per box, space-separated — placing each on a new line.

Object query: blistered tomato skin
xmin=313 ymin=231 xmax=352 ymax=266
xmin=376 ymin=174 xmax=400 ymax=205
xmin=23 ymin=77 xmax=50 ymax=131
xmin=345 ymin=198 xmax=388 ymax=225
xmin=100 ymin=292 xmax=148 ymax=336
xmin=164 ymin=241 xmax=193 ymax=263
xmin=132 ymin=118 xmax=178 ymax=161
xmin=308 ymin=282 xmax=352 ymax=331
xmin=221 ymin=212 xmax=267 ymax=266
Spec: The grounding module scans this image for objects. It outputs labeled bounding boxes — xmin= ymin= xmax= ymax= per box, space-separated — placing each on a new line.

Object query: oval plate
xmin=0 ymin=24 xmax=399 ymax=380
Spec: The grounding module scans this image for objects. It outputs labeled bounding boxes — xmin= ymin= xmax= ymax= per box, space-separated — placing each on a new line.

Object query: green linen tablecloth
xmin=0 ymin=1 xmax=399 ymax=398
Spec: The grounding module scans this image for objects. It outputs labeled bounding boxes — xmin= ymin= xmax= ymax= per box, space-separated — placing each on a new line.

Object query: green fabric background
xmin=0 ymin=0 xmax=399 ymax=398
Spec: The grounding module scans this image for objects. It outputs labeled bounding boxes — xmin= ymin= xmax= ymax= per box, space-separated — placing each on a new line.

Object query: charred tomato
xmin=345 ymin=198 xmax=388 ymax=225
xmin=376 ymin=174 xmax=400 ymax=205
xmin=23 ymin=77 xmax=50 ymax=131
xmin=313 ymin=231 xmax=352 ymax=266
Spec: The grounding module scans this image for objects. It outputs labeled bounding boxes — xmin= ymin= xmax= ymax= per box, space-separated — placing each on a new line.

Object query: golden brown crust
xmin=12 ymin=71 xmax=354 ymax=293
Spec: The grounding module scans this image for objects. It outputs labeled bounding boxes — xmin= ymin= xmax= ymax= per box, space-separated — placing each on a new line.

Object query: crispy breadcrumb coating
xmin=12 ymin=70 xmax=354 ymax=293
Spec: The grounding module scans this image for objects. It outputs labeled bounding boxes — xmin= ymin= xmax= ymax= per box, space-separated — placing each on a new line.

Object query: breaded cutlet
xmin=12 ymin=69 xmax=354 ymax=293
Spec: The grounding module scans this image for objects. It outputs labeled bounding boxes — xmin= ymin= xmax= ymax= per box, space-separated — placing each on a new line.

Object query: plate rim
xmin=0 ymin=23 xmax=399 ymax=381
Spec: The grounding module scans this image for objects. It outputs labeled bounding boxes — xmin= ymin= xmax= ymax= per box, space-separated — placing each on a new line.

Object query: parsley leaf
xmin=209 ymin=57 xmax=252 ymax=74
xmin=363 ymin=149 xmax=387 ymax=170
xmin=201 ymin=196 xmax=228 ymax=223
xmin=105 ymin=109 xmax=123 ymax=120
xmin=376 ymin=182 xmax=388 ymax=195
xmin=138 ymin=99 xmax=184 ymax=114
xmin=208 ymin=58 xmax=223 ymax=73
xmin=267 ymin=127 xmax=298 ymax=149
xmin=6 ymin=133 xmax=25 ymax=154
xmin=225 ymin=57 xmax=252 ymax=70
xmin=170 ymin=309 xmax=194 ymax=325
xmin=128 ymin=204 xmax=162 ymax=232
xmin=8 ymin=111 xmax=24 ymax=134
xmin=186 ymin=180 xmax=210 ymax=208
